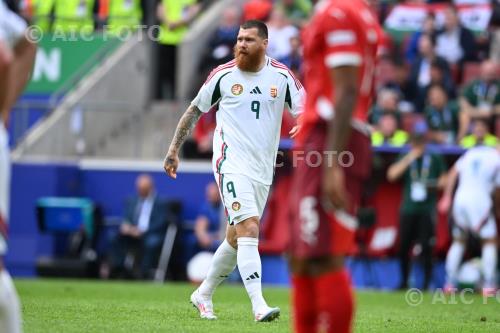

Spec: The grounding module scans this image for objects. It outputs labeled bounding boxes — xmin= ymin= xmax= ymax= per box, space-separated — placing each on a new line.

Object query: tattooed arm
xmin=163 ymin=105 xmax=203 ymax=179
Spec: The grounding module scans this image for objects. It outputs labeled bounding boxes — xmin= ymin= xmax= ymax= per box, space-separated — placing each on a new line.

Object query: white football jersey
xmin=192 ymin=57 xmax=305 ymax=185
xmin=455 ymin=146 xmax=500 ymax=199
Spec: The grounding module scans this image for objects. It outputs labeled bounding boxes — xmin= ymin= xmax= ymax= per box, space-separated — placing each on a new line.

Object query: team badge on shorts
xmin=270 ymin=86 xmax=278 ymax=98
xmin=231 ymin=84 xmax=243 ymax=95
xmin=232 ymin=201 xmax=241 ymax=211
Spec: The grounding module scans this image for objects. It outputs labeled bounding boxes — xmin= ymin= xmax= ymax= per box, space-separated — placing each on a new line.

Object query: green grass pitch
xmin=15 ymin=279 xmax=500 ymax=332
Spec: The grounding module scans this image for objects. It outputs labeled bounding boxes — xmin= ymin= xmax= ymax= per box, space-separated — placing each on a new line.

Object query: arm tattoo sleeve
xmin=168 ymin=105 xmax=203 ymax=154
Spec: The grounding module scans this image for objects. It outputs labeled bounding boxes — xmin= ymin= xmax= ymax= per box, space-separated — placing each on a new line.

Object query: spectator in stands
xmin=371 ymin=113 xmax=409 ymax=147
xmin=276 ymin=0 xmax=312 ymax=28
xmin=197 ymin=6 xmax=240 ymax=81
xmin=52 ymin=0 xmax=98 ymax=33
xmin=277 ymin=35 xmax=303 ymax=79
xmin=490 ymin=0 xmax=500 ymax=62
xmin=110 ymin=174 xmax=167 ymax=279
xmin=459 ymin=60 xmax=500 ymax=133
xmin=424 ymin=83 xmax=461 ymax=144
xmin=266 ymin=7 xmax=299 ymax=61
xmin=387 ymin=120 xmax=447 ymax=290
xmin=435 ymin=5 xmax=477 ymax=66
xmin=409 ymin=33 xmax=451 ymax=112
xmin=405 ymin=14 xmax=436 ymax=65
xmin=102 ymin=0 xmax=144 ymax=35
xmin=243 ymin=0 xmax=272 ymax=22
xmin=460 ymin=118 xmax=499 ymax=148
xmin=156 ymin=0 xmax=200 ymax=99
xmin=369 ymin=88 xmax=402 ymax=125
xmin=19 ymin=0 xmax=54 ymax=32
xmin=428 ymin=60 xmax=456 ymax=100
xmin=194 ymin=182 xmax=224 ymax=252
xmin=383 ymin=60 xmax=416 ymax=113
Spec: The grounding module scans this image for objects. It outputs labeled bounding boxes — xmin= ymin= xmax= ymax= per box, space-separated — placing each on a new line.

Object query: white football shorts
xmin=215 ymin=173 xmax=270 ymax=225
xmin=452 ymin=193 xmax=497 ymax=240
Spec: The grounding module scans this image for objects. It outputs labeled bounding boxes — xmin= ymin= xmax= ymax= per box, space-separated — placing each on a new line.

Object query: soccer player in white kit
xmin=163 ymin=20 xmax=304 ymax=321
xmin=0 ymin=1 xmax=37 ymax=332
xmin=439 ymin=145 xmax=500 ymax=296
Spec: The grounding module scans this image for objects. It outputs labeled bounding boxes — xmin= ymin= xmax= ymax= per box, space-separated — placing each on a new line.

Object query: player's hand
xmin=164 ymin=152 xmax=179 ymax=179
xmin=289 ymin=125 xmax=301 ymax=139
xmin=130 ymin=226 xmax=143 ymax=238
xmin=120 ymin=223 xmax=132 ymax=235
xmin=438 ymin=194 xmax=452 ymax=214
xmin=322 ymin=164 xmax=349 ymax=211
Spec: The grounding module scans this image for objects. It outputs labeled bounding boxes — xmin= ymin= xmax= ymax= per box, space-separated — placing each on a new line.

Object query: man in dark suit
xmin=435 ymin=5 xmax=477 ymax=70
xmin=110 ymin=174 xmax=167 ymax=279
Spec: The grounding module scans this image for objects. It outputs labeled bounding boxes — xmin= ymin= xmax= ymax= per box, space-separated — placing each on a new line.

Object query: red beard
xmin=234 ymin=45 xmax=264 ymax=72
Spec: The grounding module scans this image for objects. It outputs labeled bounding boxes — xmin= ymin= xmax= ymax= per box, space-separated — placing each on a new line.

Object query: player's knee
xmin=235 ymin=217 xmax=259 ymax=238
xmin=481 ymin=238 xmax=497 ymax=246
xmin=226 ymin=233 xmax=238 ymax=248
xmin=453 ymin=238 xmax=466 ymax=245
xmin=0 ymin=43 xmax=13 ymax=71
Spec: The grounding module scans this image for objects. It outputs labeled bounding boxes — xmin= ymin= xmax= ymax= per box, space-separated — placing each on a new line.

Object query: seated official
xmin=194 ymin=182 xmax=224 ymax=252
xmin=368 ymin=88 xmax=402 ymax=126
xmin=459 ymin=60 xmax=500 ymax=132
xmin=110 ymin=174 xmax=167 ymax=279
xmin=371 ymin=113 xmax=408 ymax=147
xmin=460 ymin=119 xmax=498 ymax=149
xmin=424 ymin=84 xmax=461 ymax=144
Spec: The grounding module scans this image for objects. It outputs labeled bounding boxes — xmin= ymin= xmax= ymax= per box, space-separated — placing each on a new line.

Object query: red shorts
xmin=288 ymin=121 xmax=372 ymax=258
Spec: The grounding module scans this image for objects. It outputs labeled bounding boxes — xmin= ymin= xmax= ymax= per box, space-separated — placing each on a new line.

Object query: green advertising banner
xmin=27 ymin=35 xmax=120 ymax=94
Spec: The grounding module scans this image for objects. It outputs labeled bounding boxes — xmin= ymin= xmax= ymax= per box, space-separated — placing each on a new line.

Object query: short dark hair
xmin=241 ymin=20 xmax=268 ymax=39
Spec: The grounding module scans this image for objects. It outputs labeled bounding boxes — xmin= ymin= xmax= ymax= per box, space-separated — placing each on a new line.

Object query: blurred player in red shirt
xmin=289 ymin=1 xmax=384 ymax=332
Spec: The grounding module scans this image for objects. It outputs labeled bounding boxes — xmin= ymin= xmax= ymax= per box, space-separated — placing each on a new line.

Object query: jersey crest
xmin=231 ymin=84 xmax=243 ymax=96
xmin=270 ymin=86 xmax=278 ymax=98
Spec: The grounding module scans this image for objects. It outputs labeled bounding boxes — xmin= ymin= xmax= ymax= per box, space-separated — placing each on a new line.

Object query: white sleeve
xmin=455 ymin=156 xmax=465 ymax=174
xmin=191 ymin=72 xmax=224 ymax=113
xmin=495 ymin=157 xmax=500 ymax=187
xmin=285 ymin=74 xmax=305 ymax=118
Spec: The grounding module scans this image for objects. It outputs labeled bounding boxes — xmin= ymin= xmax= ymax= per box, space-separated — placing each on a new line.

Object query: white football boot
xmin=190 ymin=289 xmax=217 ymax=320
xmin=254 ymin=306 xmax=280 ymax=322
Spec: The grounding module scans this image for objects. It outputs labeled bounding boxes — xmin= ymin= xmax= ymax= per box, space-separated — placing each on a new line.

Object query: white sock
xmin=0 ymin=270 xmax=22 ymax=333
xmin=198 ymin=239 xmax=237 ymax=298
xmin=237 ymin=237 xmax=267 ymax=312
xmin=482 ymin=243 xmax=497 ymax=288
xmin=445 ymin=241 xmax=465 ymax=285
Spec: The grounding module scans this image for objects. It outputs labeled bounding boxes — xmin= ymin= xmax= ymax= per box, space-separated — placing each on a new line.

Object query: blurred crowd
xmin=5 ymin=0 xmax=499 ymax=150
xmin=185 ymin=0 xmax=500 ymax=156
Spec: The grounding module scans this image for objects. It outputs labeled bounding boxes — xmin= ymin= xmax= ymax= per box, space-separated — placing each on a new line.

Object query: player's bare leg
xmin=0 ymin=35 xmax=36 ymax=125
xmin=0 ymin=259 xmax=22 ymax=333
xmin=191 ymin=224 xmax=237 ymax=320
xmin=290 ymin=256 xmax=354 ymax=333
xmin=444 ymin=238 xmax=465 ymax=293
xmin=481 ymin=238 xmax=497 ymax=297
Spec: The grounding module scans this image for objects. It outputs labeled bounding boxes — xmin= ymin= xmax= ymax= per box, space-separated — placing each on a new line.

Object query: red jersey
xmin=298 ymin=0 xmax=383 ymax=142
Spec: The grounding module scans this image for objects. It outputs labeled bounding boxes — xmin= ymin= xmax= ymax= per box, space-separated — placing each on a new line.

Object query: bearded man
xmin=163 ymin=20 xmax=305 ymax=322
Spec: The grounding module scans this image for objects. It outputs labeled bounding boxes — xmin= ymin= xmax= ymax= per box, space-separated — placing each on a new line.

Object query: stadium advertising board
xmin=26 ymin=35 xmax=115 ymax=94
